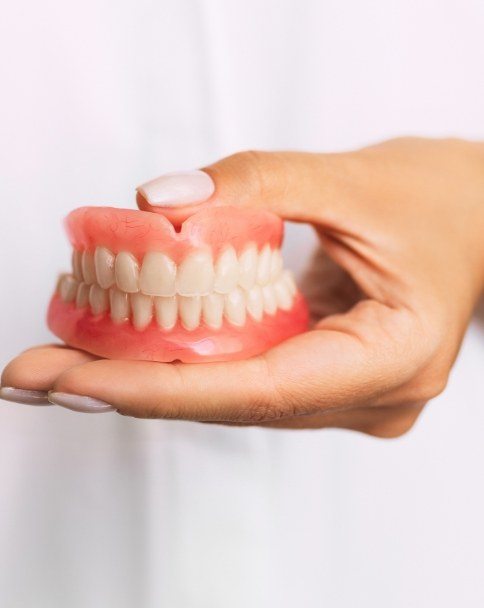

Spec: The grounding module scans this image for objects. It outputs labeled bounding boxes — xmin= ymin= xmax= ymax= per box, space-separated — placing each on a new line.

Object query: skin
xmin=2 ymin=137 xmax=484 ymax=436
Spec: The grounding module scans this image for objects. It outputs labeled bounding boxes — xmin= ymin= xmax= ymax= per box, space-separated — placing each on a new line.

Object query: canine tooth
xmin=154 ymin=296 xmax=178 ymax=330
xmin=76 ymin=282 xmax=90 ymax=308
xmin=282 ymin=270 xmax=297 ymax=296
xmin=110 ymin=288 xmax=130 ymax=323
xmin=202 ymin=293 xmax=224 ymax=329
xmin=274 ymin=279 xmax=293 ymax=311
xmin=82 ymin=251 xmax=97 ymax=285
xmin=95 ymin=246 xmax=116 ymax=289
xmin=115 ymin=252 xmax=140 ymax=293
xmin=246 ymin=285 xmax=264 ymax=322
xmin=72 ymin=250 xmax=83 ymax=281
xmin=140 ymin=252 xmax=176 ymax=296
xmin=89 ymin=284 xmax=109 ymax=315
xmin=177 ymin=250 xmax=214 ymax=296
xmin=224 ymin=288 xmax=246 ymax=326
xmin=59 ymin=275 xmax=78 ymax=302
xmin=270 ymin=249 xmax=283 ymax=281
xmin=262 ymin=284 xmax=277 ymax=315
xmin=214 ymin=246 xmax=239 ymax=294
xmin=256 ymin=244 xmax=272 ymax=285
xmin=131 ymin=293 xmax=153 ymax=330
xmin=179 ymin=295 xmax=202 ymax=330
xmin=238 ymin=243 xmax=258 ymax=290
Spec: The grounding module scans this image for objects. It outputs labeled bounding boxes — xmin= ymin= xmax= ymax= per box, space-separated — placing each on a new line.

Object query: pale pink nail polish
xmin=136 ymin=170 xmax=215 ymax=207
xmin=48 ymin=392 xmax=116 ymax=413
xmin=0 ymin=386 xmax=51 ymax=406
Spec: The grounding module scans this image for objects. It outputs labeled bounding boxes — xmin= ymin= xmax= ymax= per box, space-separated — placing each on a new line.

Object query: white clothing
xmin=0 ymin=1 xmax=483 ymax=606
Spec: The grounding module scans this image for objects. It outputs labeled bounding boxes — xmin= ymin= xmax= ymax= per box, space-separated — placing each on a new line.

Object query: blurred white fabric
xmin=0 ymin=1 xmax=483 ymax=606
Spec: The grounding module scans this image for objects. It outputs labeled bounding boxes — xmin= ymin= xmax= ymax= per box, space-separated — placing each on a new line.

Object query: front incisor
xmin=179 ymin=295 xmax=202 ymax=330
xmin=140 ymin=251 xmax=176 ymax=296
xmin=177 ymin=250 xmax=214 ymax=296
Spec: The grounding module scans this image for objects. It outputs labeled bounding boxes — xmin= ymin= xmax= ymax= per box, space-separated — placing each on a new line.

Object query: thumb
xmin=137 ymin=150 xmax=356 ymax=225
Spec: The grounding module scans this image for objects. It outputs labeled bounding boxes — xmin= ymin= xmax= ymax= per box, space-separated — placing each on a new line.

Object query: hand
xmin=2 ymin=138 xmax=484 ymax=436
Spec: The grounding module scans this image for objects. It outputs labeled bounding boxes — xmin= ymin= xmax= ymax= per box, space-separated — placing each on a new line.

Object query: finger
xmin=48 ymin=301 xmax=433 ymax=420
xmin=1 ymin=346 xmax=99 ymax=406
xmin=136 ymin=150 xmax=360 ymax=225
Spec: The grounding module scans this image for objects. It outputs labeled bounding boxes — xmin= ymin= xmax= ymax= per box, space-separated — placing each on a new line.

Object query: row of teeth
xmin=71 ymin=244 xmax=285 ymax=297
xmin=58 ymin=271 xmax=297 ymax=330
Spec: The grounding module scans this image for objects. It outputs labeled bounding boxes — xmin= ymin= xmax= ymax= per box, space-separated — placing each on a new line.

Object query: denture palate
xmin=61 ymin=245 xmax=298 ymax=331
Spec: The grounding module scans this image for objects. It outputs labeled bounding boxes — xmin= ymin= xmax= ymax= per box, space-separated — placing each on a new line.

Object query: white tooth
xmin=76 ymin=282 xmax=90 ymax=308
xmin=59 ymin=275 xmax=78 ymax=302
xmin=224 ymin=288 xmax=246 ymax=327
xmin=282 ymin=270 xmax=297 ymax=296
xmin=202 ymin=293 xmax=225 ymax=329
xmin=81 ymin=251 xmax=97 ymax=285
xmin=115 ymin=252 xmax=140 ymax=293
xmin=179 ymin=295 xmax=202 ymax=330
xmin=94 ymin=246 xmax=116 ymax=289
xmin=238 ymin=243 xmax=258 ymax=290
xmin=246 ymin=285 xmax=264 ymax=322
xmin=154 ymin=296 xmax=178 ymax=330
xmin=89 ymin=284 xmax=109 ymax=315
xmin=131 ymin=293 xmax=153 ymax=330
xmin=262 ymin=284 xmax=277 ymax=315
xmin=214 ymin=246 xmax=239 ymax=294
xmin=256 ymin=244 xmax=272 ymax=285
xmin=110 ymin=288 xmax=130 ymax=323
xmin=140 ymin=251 xmax=176 ymax=296
xmin=270 ymin=249 xmax=283 ymax=281
xmin=72 ymin=250 xmax=83 ymax=281
xmin=274 ymin=279 xmax=293 ymax=311
xmin=177 ymin=250 xmax=215 ymax=296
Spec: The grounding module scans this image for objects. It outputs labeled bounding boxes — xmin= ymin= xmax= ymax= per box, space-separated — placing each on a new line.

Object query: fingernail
xmin=0 ymin=386 xmax=51 ymax=406
xmin=48 ymin=392 xmax=116 ymax=413
xmin=136 ymin=170 xmax=215 ymax=207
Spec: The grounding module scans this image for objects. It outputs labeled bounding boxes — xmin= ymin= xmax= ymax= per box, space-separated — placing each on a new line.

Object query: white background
xmin=0 ymin=1 xmax=483 ymax=606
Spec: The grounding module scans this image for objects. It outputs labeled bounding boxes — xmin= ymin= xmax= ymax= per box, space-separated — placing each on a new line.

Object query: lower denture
xmin=48 ymin=206 xmax=308 ymax=362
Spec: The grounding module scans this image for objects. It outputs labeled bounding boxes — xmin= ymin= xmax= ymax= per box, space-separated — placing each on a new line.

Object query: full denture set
xmin=48 ymin=205 xmax=308 ymax=362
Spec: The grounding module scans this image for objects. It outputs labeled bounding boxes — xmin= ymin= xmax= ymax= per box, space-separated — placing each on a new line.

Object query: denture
xmin=48 ymin=205 xmax=308 ymax=362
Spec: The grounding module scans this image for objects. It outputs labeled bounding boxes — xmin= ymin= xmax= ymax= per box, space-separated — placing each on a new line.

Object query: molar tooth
xmin=131 ymin=293 xmax=153 ymax=330
xmin=140 ymin=251 xmax=176 ymax=296
xmin=81 ymin=251 xmax=97 ymax=285
xmin=238 ymin=243 xmax=258 ymax=290
xmin=224 ymin=288 xmax=246 ymax=327
xmin=115 ymin=252 xmax=140 ymax=293
xmin=95 ymin=246 xmax=116 ymax=289
xmin=202 ymin=293 xmax=225 ymax=329
xmin=72 ymin=250 xmax=83 ymax=281
xmin=59 ymin=275 xmax=78 ymax=302
xmin=154 ymin=296 xmax=178 ymax=330
xmin=89 ymin=284 xmax=109 ymax=315
xmin=177 ymin=250 xmax=214 ymax=296
xmin=262 ymin=284 xmax=277 ymax=315
xmin=76 ymin=282 xmax=90 ymax=308
xmin=246 ymin=285 xmax=264 ymax=322
xmin=270 ymin=249 xmax=283 ymax=281
xmin=274 ymin=279 xmax=293 ymax=311
xmin=110 ymin=288 xmax=130 ymax=323
xmin=214 ymin=246 xmax=239 ymax=294
xmin=179 ymin=295 xmax=202 ymax=330
xmin=256 ymin=244 xmax=272 ymax=285
xmin=282 ymin=270 xmax=297 ymax=296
